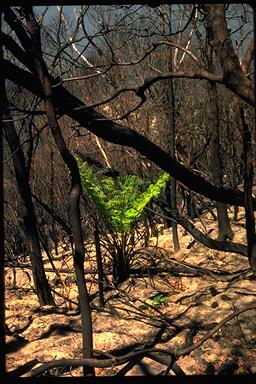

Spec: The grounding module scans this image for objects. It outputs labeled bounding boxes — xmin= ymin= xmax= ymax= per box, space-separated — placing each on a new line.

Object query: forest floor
xmin=5 ymin=208 xmax=256 ymax=377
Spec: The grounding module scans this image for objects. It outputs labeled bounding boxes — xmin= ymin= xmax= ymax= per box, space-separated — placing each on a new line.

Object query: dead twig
xmin=29 ymin=303 xmax=256 ymax=376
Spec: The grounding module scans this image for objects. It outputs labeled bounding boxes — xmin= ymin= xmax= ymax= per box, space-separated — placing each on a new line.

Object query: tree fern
xmin=76 ymin=156 xmax=170 ymax=232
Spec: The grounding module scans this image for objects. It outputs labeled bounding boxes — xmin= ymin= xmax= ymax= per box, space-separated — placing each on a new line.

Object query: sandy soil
xmin=5 ymin=208 xmax=256 ymax=376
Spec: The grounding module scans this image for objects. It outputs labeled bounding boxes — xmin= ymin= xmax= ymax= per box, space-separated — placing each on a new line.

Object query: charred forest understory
xmin=1 ymin=3 xmax=256 ymax=377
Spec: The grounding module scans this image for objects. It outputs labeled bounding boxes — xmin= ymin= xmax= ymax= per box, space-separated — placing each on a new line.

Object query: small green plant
xmin=77 ymin=157 xmax=169 ymax=233
xmin=76 ymin=156 xmax=170 ymax=284
xmin=139 ymin=293 xmax=168 ymax=310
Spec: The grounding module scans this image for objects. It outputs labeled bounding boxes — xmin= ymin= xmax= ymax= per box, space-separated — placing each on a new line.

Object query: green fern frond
xmin=76 ymin=156 xmax=169 ymax=233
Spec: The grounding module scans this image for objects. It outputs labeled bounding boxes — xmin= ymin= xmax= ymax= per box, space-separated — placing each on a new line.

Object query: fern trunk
xmin=113 ymin=247 xmax=129 ymax=286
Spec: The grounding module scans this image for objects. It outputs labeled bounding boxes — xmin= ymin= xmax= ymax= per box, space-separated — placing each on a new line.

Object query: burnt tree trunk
xmin=206 ymin=18 xmax=234 ymax=241
xmin=2 ymin=88 xmax=55 ymax=307
xmin=94 ymin=224 xmax=105 ymax=307
xmin=242 ymin=117 xmax=256 ymax=275
xmin=24 ymin=7 xmax=94 ymax=376
xmin=164 ymin=4 xmax=180 ymax=252
xmin=49 ymin=148 xmax=58 ymax=256
xmin=231 ymin=36 xmax=256 ymax=275
xmin=0 ymin=10 xmax=7 ymax=375
xmin=235 ymin=101 xmax=256 ymax=275
xmin=112 ymin=245 xmax=129 ymax=286
xmin=146 ymin=202 xmax=158 ymax=239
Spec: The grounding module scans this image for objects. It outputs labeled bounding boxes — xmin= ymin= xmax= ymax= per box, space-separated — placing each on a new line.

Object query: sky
xmin=34 ymin=4 xmax=254 ymax=61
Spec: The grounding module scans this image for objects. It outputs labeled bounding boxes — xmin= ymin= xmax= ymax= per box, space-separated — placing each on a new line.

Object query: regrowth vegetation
xmin=78 ymin=157 xmax=170 ymax=284
xmin=78 ymin=156 xmax=170 ymax=232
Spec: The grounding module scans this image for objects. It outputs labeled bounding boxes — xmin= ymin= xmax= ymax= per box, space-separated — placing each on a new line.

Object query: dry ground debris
xmin=5 ymin=209 xmax=256 ymax=376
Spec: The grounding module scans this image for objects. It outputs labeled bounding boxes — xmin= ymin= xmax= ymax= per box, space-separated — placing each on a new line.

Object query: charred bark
xmin=94 ymin=224 xmax=105 ymax=307
xmin=0 ymin=10 xmax=7 ymax=374
xmin=204 ymin=4 xmax=254 ymax=105
xmin=2 ymin=86 xmax=55 ymax=306
xmin=24 ymin=7 xmax=94 ymax=375
xmin=235 ymin=103 xmax=256 ymax=275
xmin=230 ymin=35 xmax=256 ymax=275
xmin=163 ymin=3 xmax=180 ymax=252
xmin=205 ymin=16 xmax=234 ymax=241
xmin=112 ymin=247 xmax=129 ymax=286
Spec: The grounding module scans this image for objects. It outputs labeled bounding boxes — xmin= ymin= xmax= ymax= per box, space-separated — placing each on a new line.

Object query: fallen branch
xmin=150 ymin=202 xmax=248 ymax=257
xmin=29 ymin=303 xmax=256 ymax=376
